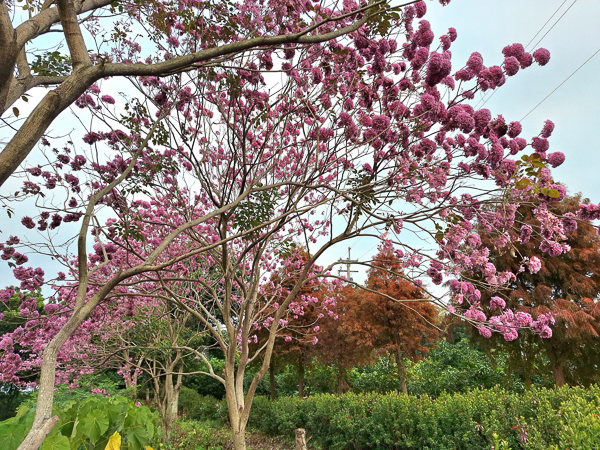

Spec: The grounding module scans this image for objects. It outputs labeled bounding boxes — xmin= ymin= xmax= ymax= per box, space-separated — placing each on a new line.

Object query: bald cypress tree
xmin=472 ymin=194 xmax=600 ymax=387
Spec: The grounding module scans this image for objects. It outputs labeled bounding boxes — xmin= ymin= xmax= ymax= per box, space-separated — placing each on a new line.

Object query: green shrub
xmin=248 ymin=385 xmax=600 ymax=450
xmin=407 ymin=341 xmax=515 ymax=396
xmin=21 ymin=371 xmax=130 ymax=411
xmin=554 ymin=393 xmax=600 ymax=450
xmin=168 ymin=419 xmax=230 ymax=450
xmin=179 ymin=387 xmax=227 ymax=423
xmin=0 ymin=394 xmax=160 ymax=450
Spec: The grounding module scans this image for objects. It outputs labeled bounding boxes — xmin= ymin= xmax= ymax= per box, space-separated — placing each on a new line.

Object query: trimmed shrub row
xmin=248 ymin=385 xmax=600 ymax=450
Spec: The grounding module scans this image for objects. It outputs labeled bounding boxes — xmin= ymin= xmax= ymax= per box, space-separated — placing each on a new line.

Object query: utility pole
xmin=338 ymin=247 xmax=358 ymax=281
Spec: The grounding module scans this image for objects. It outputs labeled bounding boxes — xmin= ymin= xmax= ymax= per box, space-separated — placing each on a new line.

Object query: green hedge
xmin=248 ymin=385 xmax=600 ymax=450
xmin=179 ymin=386 xmax=228 ymax=423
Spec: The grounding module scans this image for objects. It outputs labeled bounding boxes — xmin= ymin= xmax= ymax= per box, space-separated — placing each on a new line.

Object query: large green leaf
xmin=79 ymin=409 xmax=110 ymax=444
xmin=124 ymin=424 xmax=149 ymax=450
xmin=106 ymin=397 xmax=129 ymax=429
xmin=41 ymin=434 xmax=70 ymax=450
xmin=0 ymin=422 xmax=27 ymax=450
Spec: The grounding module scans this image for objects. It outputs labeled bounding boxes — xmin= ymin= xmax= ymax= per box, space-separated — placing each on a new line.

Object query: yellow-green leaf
xmin=104 ymin=431 xmax=121 ymax=450
xmin=42 ymin=435 xmax=70 ymax=450
xmin=548 ymin=189 xmax=561 ymax=198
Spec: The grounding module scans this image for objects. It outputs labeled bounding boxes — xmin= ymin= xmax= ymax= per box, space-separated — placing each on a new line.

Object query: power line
xmin=524 ymin=0 xmax=569 ymax=50
xmin=521 ymin=45 xmax=600 ymax=122
xmin=529 ymin=0 xmax=578 ymax=51
xmin=474 ymin=0 xmax=573 ymax=110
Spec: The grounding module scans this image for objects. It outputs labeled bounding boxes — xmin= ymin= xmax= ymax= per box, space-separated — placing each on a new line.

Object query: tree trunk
xmin=270 ymin=360 xmax=277 ymax=401
xmin=524 ymin=373 xmax=532 ymax=390
xmin=445 ymin=324 xmax=455 ymax=344
xmin=336 ymin=366 xmax=349 ymax=395
xmin=553 ymin=364 xmax=566 ymax=387
xmin=225 ymin=377 xmax=249 ymax=450
xmin=161 ymin=369 xmax=181 ymax=441
xmin=298 ymin=354 xmax=305 ymax=398
xmin=17 ymin=307 xmax=92 ymax=450
xmin=396 ymin=348 xmax=408 ymax=395
xmin=232 ymin=428 xmax=247 ymax=450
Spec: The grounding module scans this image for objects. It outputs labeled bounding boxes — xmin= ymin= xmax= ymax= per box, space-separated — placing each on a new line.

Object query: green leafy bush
xmin=179 ymin=387 xmax=227 ymax=423
xmin=21 ymin=372 xmax=130 ymax=411
xmin=0 ymin=394 xmax=160 ymax=450
xmin=407 ymin=340 xmax=510 ymax=396
xmin=348 ymin=358 xmax=403 ymax=394
xmin=168 ymin=419 xmax=230 ymax=450
xmin=248 ymin=385 xmax=600 ymax=450
xmin=554 ymin=393 xmax=600 ymax=450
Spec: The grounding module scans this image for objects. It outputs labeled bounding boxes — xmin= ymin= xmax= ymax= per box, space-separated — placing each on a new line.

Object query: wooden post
xmin=295 ymin=428 xmax=307 ymax=450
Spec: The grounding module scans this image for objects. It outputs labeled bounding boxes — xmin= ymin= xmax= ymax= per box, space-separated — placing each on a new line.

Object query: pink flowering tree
xmin=0 ymin=0 xmax=396 ymax=187
xmin=70 ymin=298 xmax=207 ymax=439
xmin=1 ymin=1 xmax=599 ymax=449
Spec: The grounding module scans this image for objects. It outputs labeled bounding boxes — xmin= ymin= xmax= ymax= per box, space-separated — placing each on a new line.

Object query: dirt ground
xmin=220 ymin=430 xmax=315 ymax=450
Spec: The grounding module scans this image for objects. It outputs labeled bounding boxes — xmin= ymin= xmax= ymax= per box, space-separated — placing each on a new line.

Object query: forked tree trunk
xmin=233 ymin=429 xmax=247 ymax=450
xmin=163 ymin=387 xmax=180 ymax=441
xmin=225 ymin=379 xmax=249 ymax=450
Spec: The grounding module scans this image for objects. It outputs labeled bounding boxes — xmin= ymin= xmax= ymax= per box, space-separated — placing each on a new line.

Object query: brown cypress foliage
xmin=340 ymin=248 xmax=440 ymax=394
xmin=472 ymin=194 xmax=600 ymax=387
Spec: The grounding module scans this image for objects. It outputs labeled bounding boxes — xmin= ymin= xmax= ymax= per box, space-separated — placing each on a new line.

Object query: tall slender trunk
xmin=269 ymin=360 xmax=277 ymax=401
xmin=298 ymin=354 xmax=305 ymax=398
xmin=396 ymin=348 xmax=408 ymax=395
